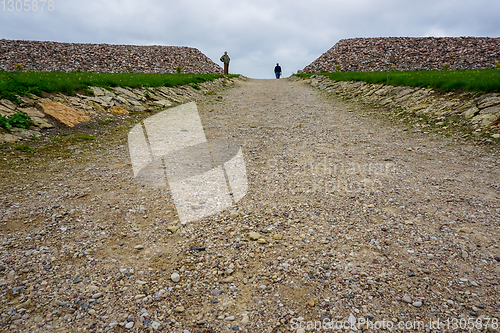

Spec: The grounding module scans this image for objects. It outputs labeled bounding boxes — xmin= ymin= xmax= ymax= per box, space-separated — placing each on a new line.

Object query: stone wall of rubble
xmin=299 ymin=75 xmax=500 ymax=137
xmin=0 ymin=39 xmax=222 ymax=74
xmin=0 ymin=77 xmax=236 ymax=143
xmin=302 ymin=37 xmax=500 ymax=73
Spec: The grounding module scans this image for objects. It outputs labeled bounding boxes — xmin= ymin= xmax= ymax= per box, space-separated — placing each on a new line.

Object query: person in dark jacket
xmin=220 ymin=52 xmax=230 ymax=75
xmin=274 ymin=63 xmax=282 ymax=79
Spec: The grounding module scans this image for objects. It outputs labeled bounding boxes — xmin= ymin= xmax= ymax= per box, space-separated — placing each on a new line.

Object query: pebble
xmin=248 ymin=232 xmax=261 ymax=241
xmin=171 ymin=273 xmax=181 ymax=283
xmin=402 ymin=295 xmax=412 ymax=303
xmin=134 ymin=245 xmax=144 ymax=250
xmin=167 ymin=226 xmax=179 ymax=233
xmin=223 ymin=276 xmax=235 ymax=283
xmin=412 ymin=301 xmax=422 ymax=307
xmin=125 ymin=322 xmax=134 ymax=329
xmin=211 ymin=289 xmax=223 ymax=296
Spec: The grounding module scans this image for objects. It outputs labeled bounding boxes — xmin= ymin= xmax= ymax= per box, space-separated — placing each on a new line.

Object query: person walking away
xmin=274 ymin=63 xmax=282 ymax=79
xmin=220 ymin=52 xmax=230 ymax=75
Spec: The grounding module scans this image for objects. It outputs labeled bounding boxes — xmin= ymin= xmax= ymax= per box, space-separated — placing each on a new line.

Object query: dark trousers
xmin=224 ymin=63 xmax=229 ymax=75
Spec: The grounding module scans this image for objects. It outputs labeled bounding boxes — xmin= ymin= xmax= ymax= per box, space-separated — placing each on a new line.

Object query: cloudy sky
xmin=1 ymin=0 xmax=499 ymax=78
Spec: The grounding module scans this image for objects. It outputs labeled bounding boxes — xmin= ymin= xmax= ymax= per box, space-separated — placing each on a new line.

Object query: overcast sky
xmin=1 ymin=0 xmax=499 ymax=78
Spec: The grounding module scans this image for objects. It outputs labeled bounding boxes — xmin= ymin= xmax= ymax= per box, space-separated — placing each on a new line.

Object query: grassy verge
xmin=0 ymin=72 xmax=239 ymax=103
xmin=295 ymin=69 xmax=500 ymax=93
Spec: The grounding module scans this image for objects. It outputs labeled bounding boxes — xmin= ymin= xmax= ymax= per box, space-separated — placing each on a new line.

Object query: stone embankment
xmin=0 ymin=40 xmax=222 ymax=74
xmin=0 ymin=78 xmax=234 ymax=143
xmin=301 ymin=37 xmax=500 ymax=73
xmin=299 ymin=75 xmax=500 ymax=138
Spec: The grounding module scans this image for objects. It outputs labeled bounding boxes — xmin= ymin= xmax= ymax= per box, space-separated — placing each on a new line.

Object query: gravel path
xmin=0 ymin=78 xmax=499 ymax=332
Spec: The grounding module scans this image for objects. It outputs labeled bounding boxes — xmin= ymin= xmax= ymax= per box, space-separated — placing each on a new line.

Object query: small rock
xmin=211 ymin=289 xmax=223 ymax=296
xmin=401 ymin=295 xmax=412 ymax=303
xmin=412 ymin=301 xmax=422 ymax=307
xmin=225 ymin=316 xmax=235 ymax=321
xmin=223 ymin=276 xmax=235 ymax=283
xmin=470 ymin=312 xmax=478 ymax=317
xmin=167 ymin=226 xmax=179 ymax=233
xmin=125 ymin=321 xmax=134 ymax=329
xmin=241 ymin=315 xmax=249 ymax=325
xmin=174 ymin=306 xmax=185 ymax=313
xmin=248 ymin=232 xmax=261 ymax=241
xmin=307 ymin=299 xmax=315 ymax=307
xmin=171 ymin=273 xmax=180 ymax=283
xmin=134 ymin=245 xmax=144 ymax=250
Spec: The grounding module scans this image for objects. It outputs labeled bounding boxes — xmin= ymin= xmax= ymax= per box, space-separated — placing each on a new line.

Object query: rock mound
xmin=302 ymin=37 xmax=500 ymax=73
xmin=0 ymin=40 xmax=222 ymax=74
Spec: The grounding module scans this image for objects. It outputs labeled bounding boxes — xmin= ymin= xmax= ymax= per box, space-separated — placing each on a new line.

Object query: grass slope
xmin=0 ymin=72 xmax=238 ymax=103
xmin=295 ymin=69 xmax=500 ymax=93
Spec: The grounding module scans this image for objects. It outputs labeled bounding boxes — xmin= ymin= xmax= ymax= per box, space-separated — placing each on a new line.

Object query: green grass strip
xmin=0 ymin=72 xmax=239 ymax=103
xmin=295 ymin=69 xmax=500 ymax=93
